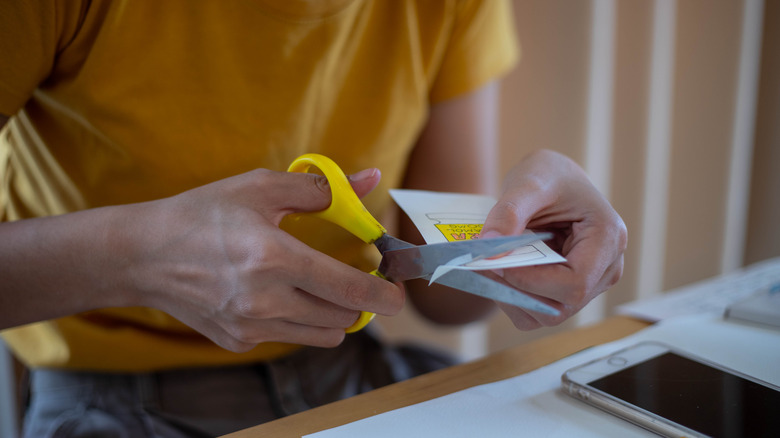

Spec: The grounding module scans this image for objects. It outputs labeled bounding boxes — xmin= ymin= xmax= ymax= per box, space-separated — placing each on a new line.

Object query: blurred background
xmin=376 ymin=0 xmax=780 ymax=360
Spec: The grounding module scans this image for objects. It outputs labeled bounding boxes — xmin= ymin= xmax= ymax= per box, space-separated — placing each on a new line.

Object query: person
xmin=0 ymin=0 xmax=627 ymax=436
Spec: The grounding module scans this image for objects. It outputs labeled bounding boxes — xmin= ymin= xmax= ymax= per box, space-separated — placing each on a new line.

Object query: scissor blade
xmin=378 ymin=233 xmax=551 ymax=282
xmin=429 ymin=269 xmax=560 ymax=316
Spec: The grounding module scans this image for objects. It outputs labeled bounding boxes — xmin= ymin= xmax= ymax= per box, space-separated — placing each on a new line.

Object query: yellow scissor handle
xmin=287 ymin=153 xmax=386 ymax=243
xmin=287 ymin=153 xmax=386 ymax=333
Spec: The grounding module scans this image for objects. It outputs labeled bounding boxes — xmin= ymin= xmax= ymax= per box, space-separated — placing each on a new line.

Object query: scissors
xmin=288 ymin=153 xmax=560 ymax=333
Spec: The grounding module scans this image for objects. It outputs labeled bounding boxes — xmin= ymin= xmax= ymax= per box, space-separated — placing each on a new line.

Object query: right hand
xmin=116 ymin=168 xmax=404 ymax=352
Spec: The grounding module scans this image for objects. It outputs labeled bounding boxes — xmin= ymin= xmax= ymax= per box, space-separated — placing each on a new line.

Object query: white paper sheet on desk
xmin=617 ymin=256 xmax=780 ymax=322
xmin=306 ymin=315 xmax=780 ymax=438
xmin=389 ymin=189 xmax=565 ymax=279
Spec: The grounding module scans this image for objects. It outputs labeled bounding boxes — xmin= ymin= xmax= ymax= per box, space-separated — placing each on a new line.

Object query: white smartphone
xmin=561 ymin=341 xmax=780 ymax=437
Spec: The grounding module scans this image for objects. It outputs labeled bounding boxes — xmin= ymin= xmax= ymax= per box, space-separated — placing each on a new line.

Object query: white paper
xmin=429 ymin=254 xmax=474 ymax=284
xmin=617 ymin=256 xmax=780 ymax=322
xmin=306 ymin=315 xmax=780 ymax=438
xmin=389 ymin=189 xmax=566 ymax=274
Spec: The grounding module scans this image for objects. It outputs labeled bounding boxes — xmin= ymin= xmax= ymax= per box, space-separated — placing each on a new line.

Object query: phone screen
xmin=589 ymin=352 xmax=780 ymax=437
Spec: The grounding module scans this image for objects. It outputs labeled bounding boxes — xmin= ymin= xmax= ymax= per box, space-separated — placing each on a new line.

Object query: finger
xmin=253 ymin=168 xmax=381 ymax=220
xmin=274 ymin=287 xmax=364 ymax=329
xmin=347 ymin=168 xmax=382 ymax=199
xmin=517 ymin=264 xmax=573 ymax=299
xmin=285 ymin=251 xmax=405 ymax=317
xmin=266 ymin=322 xmax=347 ymax=348
xmin=500 ymin=216 xmax=621 ymax=300
xmin=222 ymin=279 xmax=364 ymax=331
xmin=220 ymin=317 xmax=349 ymax=349
xmin=259 ymin=322 xmax=348 ymax=348
xmin=184 ymin=314 xmax=260 ymax=354
xmin=496 ymin=301 xmax=560 ymax=330
xmin=494 ymin=284 xmax=577 ymax=330
xmin=460 ymin=269 xmax=561 ymax=329
xmin=244 ymin=231 xmax=405 ymax=318
xmin=211 ymin=289 xmax=359 ymax=350
xmin=496 ymin=303 xmax=542 ymax=330
xmin=481 ymin=185 xmax=553 ymax=237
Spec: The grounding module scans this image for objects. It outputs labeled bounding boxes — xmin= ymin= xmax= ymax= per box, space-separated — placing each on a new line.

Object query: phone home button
xmin=607 ymin=356 xmax=628 ymax=366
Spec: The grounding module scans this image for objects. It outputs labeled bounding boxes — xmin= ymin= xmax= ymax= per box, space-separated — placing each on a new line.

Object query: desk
xmin=223 ymin=316 xmax=649 ymax=438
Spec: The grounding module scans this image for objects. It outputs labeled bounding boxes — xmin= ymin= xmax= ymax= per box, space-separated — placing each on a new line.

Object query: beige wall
xmin=378 ymin=0 xmax=780 ymax=359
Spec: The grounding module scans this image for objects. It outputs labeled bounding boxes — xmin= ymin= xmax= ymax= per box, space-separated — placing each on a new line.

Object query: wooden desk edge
xmin=224 ymin=316 xmax=650 ymax=437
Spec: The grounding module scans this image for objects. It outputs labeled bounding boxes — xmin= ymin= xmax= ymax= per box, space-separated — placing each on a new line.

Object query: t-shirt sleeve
xmin=429 ymin=0 xmax=520 ymax=103
xmin=0 ymin=1 xmax=87 ymax=116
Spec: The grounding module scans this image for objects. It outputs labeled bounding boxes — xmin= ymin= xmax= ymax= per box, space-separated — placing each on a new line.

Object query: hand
xmin=481 ymin=149 xmax=627 ymax=329
xmin=116 ymin=168 xmax=404 ymax=352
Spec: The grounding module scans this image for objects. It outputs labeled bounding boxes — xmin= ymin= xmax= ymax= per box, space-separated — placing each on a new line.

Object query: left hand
xmin=481 ymin=149 xmax=627 ymax=329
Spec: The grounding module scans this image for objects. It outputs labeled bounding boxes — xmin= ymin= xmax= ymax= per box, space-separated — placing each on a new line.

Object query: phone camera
xmin=607 ymin=356 xmax=628 ymax=366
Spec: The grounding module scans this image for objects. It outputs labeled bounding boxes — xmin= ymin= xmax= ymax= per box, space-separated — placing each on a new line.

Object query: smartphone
xmin=561 ymin=341 xmax=780 ymax=438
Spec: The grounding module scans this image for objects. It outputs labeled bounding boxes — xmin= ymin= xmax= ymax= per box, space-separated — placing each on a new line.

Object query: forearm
xmin=401 ymin=82 xmax=501 ymax=325
xmin=0 ymin=206 xmax=135 ymax=329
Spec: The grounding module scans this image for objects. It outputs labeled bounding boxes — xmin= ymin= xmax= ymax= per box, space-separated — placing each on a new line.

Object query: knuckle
xmin=337 ymin=310 xmax=362 ymax=328
xmin=236 ymin=298 xmax=274 ymax=320
xmin=386 ymin=284 xmax=405 ymax=314
xmin=296 ymin=173 xmax=331 ymax=206
xmin=613 ymin=217 xmax=629 ymax=252
xmin=225 ymin=324 xmax=252 ymax=344
xmin=541 ymin=317 xmax=566 ymax=328
xmin=488 ymin=200 xmax=523 ymax=231
xmin=310 ymin=174 xmax=331 ymax=197
xmin=619 ymin=222 xmax=628 ymax=247
xmin=511 ymin=317 xmax=541 ymax=331
xmin=218 ymin=329 xmax=258 ymax=352
xmin=492 ymin=199 xmax=521 ymax=220
xmin=537 ymin=307 xmax=574 ymax=328
xmin=250 ymin=236 xmax=282 ymax=264
xmin=521 ymin=173 xmax=548 ymax=194
xmin=225 ymin=340 xmax=256 ymax=353
xmin=217 ymin=287 xmax=273 ymax=320
xmin=246 ymin=239 xmax=290 ymax=278
xmin=314 ymin=304 xmax=360 ymax=329
xmin=284 ymin=173 xmax=332 ymax=213
xmin=222 ymin=319 xmax=269 ymax=347
xmin=340 ymin=281 xmax=370 ymax=309
xmin=317 ymin=330 xmax=346 ymax=348
xmin=607 ymin=259 xmax=625 ymax=287
xmin=248 ymin=168 xmax=275 ymax=188
xmin=561 ymin=279 xmax=589 ymax=306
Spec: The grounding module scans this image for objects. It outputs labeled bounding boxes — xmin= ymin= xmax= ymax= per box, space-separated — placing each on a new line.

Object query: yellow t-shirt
xmin=0 ymin=0 xmax=518 ymax=371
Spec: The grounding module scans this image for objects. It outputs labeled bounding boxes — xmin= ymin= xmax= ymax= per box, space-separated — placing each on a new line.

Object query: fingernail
xmin=480 ymin=230 xmax=502 ymax=239
xmin=348 ymin=168 xmax=378 ymax=182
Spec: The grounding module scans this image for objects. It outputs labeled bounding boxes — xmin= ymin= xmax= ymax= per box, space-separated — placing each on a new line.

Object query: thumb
xmin=263 ymin=167 xmax=381 ymax=220
xmin=481 ymin=188 xmax=545 ymax=238
xmin=347 ymin=168 xmax=381 ymax=199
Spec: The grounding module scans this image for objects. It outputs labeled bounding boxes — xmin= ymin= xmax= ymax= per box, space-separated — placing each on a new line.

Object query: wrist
xmin=97 ymin=201 xmax=166 ymax=310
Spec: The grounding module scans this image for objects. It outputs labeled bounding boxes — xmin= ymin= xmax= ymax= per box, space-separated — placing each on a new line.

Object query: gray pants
xmin=23 ymin=330 xmax=455 ymax=437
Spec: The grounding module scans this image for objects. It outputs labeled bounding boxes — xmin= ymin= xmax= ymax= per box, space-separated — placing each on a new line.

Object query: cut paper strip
xmin=390 ymin=189 xmax=566 ymax=273
xmin=429 ymin=253 xmax=474 ymax=284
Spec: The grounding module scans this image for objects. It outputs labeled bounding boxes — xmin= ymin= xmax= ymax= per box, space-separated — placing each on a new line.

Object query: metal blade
xmin=378 ymin=233 xmax=552 ymax=282
xmin=429 ymin=269 xmax=560 ymax=316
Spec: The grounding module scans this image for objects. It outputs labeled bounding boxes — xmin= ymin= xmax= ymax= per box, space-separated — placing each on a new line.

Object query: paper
xmin=724 ymin=282 xmax=780 ymax=329
xmin=306 ymin=315 xmax=780 ymax=438
xmin=390 ymin=189 xmax=566 ymax=277
xmin=429 ymin=254 xmax=474 ymax=284
xmin=617 ymin=256 xmax=780 ymax=322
